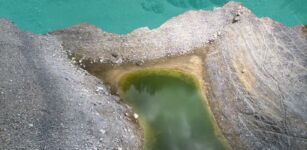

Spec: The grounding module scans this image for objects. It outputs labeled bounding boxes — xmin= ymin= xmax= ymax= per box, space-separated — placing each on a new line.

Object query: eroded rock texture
xmin=52 ymin=2 xmax=307 ymax=149
xmin=205 ymin=10 xmax=307 ymax=150
xmin=0 ymin=20 xmax=142 ymax=150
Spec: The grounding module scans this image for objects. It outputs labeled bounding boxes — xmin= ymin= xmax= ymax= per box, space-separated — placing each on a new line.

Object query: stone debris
xmin=95 ymin=86 xmax=109 ymax=95
xmin=0 ymin=19 xmax=142 ymax=149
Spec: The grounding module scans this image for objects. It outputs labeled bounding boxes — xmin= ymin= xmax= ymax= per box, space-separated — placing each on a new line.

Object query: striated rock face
xmin=1 ymin=1 xmax=306 ymax=150
xmin=52 ymin=2 xmax=307 ymax=149
xmin=205 ymin=9 xmax=307 ymax=150
xmin=0 ymin=20 xmax=142 ymax=149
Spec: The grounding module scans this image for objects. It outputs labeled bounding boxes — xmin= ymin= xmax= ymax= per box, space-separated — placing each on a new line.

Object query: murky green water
xmin=0 ymin=0 xmax=306 ymax=34
xmin=120 ymin=70 xmax=228 ymax=150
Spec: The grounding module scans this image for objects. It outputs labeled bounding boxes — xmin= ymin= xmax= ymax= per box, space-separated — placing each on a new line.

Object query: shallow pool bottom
xmin=120 ymin=70 xmax=228 ymax=150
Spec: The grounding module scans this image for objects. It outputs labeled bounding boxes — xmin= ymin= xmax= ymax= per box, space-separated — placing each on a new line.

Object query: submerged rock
xmin=1 ymin=1 xmax=306 ymax=150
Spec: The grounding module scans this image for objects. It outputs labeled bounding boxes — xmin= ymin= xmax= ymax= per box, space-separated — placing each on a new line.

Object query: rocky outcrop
xmin=51 ymin=2 xmax=307 ymax=150
xmin=205 ymin=9 xmax=307 ymax=150
xmin=51 ymin=2 xmax=236 ymax=64
xmin=0 ymin=20 xmax=142 ymax=149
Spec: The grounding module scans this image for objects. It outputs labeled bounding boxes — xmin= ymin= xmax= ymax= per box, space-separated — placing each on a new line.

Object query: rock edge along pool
xmin=119 ymin=69 xmax=230 ymax=150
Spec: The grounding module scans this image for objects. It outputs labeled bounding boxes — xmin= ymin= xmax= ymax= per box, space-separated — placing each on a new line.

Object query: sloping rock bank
xmin=0 ymin=1 xmax=306 ymax=150
xmin=51 ymin=2 xmax=307 ymax=150
xmin=0 ymin=20 xmax=142 ymax=149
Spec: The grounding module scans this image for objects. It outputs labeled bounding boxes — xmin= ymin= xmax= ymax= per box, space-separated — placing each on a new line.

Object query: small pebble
xmin=217 ymin=31 xmax=221 ymax=36
xmin=133 ymin=113 xmax=139 ymax=119
xmin=241 ymin=69 xmax=246 ymax=74
xmin=111 ymin=52 xmax=118 ymax=58
xmin=96 ymin=86 xmax=104 ymax=92
xmin=100 ymin=129 xmax=106 ymax=134
xmin=232 ymin=16 xmax=240 ymax=23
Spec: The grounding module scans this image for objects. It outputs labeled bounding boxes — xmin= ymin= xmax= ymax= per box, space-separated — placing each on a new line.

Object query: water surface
xmin=0 ymin=0 xmax=305 ymax=34
xmin=120 ymin=70 xmax=228 ymax=150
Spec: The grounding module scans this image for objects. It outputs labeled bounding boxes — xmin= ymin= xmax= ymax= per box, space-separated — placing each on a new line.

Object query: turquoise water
xmin=120 ymin=70 xmax=228 ymax=150
xmin=0 ymin=0 xmax=305 ymax=34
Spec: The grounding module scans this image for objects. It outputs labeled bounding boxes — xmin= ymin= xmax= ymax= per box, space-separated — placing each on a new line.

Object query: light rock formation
xmin=204 ymin=13 xmax=307 ymax=149
xmin=51 ymin=2 xmax=237 ymax=64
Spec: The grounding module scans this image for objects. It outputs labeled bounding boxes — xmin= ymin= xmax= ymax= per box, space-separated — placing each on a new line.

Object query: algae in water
xmin=120 ymin=70 xmax=229 ymax=150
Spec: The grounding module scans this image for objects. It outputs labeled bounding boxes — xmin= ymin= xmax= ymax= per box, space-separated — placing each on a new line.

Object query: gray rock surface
xmin=0 ymin=20 xmax=142 ymax=149
xmin=51 ymin=1 xmax=307 ymax=150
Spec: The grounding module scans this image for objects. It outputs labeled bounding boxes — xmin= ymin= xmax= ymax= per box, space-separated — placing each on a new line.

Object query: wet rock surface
xmin=1 ymin=1 xmax=306 ymax=150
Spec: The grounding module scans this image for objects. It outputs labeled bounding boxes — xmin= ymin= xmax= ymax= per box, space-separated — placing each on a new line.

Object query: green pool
xmin=0 ymin=0 xmax=305 ymax=34
xmin=120 ymin=70 xmax=229 ymax=150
